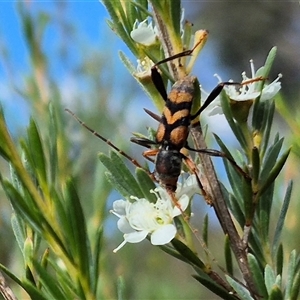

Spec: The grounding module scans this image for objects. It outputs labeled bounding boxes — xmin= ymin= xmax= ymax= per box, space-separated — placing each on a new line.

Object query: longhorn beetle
xmin=130 ymin=41 xmax=263 ymax=199
xmin=66 ymin=40 xmax=263 ymax=205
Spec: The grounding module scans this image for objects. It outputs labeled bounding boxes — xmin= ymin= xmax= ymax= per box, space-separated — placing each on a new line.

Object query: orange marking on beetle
xmin=169 ymin=126 xmax=189 ymax=146
xmin=168 ymin=89 xmax=194 ymax=104
xmin=163 ymin=108 xmax=190 ymax=124
xmin=156 ymin=123 xmax=166 ymax=143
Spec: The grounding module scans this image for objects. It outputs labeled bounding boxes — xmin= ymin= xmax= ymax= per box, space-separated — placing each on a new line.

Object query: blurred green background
xmin=0 ymin=1 xmax=299 ymax=299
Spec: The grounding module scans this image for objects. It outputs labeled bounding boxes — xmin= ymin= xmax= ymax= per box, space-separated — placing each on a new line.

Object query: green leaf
xmin=264 ymin=264 xmax=276 ymax=295
xmin=64 ymin=179 xmax=91 ymax=283
xmin=260 ymin=136 xmax=284 ymax=183
xmin=193 ymin=273 xmax=236 ymax=300
xmin=251 ymin=146 xmax=260 ymax=187
xmin=21 ymin=279 xmax=49 ymax=300
xmin=220 ymin=183 xmax=245 ymax=229
xmin=130 ymin=1 xmax=150 ymax=21
xmin=104 ymin=172 xmax=132 ymax=199
xmin=99 ymin=151 xmax=143 ymax=198
xmin=252 ymin=47 xmax=277 ymax=130
xmin=11 ymin=212 xmax=26 ymax=255
xmin=91 ymin=226 xmax=103 ymax=295
xmin=47 ymin=258 xmax=78 ymax=299
xmin=0 ymin=262 xmax=47 ymax=300
xmin=276 ymin=244 xmax=284 ymax=276
xmin=290 ymin=268 xmax=300 ymax=300
xmin=1 ymin=178 xmax=42 ymax=233
xmin=259 ymin=47 xmax=277 ymax=80
xmin=257 ymin=183 xmax=274 ymax=245
xmin=202 ymin=214 xmax=208 ymax=246
xmin=268 ymin=285 xmax=283 ymax=300
xmin=169 ymin=0 xmax=181 ymax=36
xmin=260 ymin=101 xmax=275 ymax=157
xmin=224 ymin=235 xmax=233 ymax=276
xmin=272 ymin=181 xmax=293 ymax=257
xmin=247 ymin=231 xmax=265 ymax=267
xmin=259 ymin=148 xmax=290 ymax=197
xmin=159 ymin=243 xmax=192 ymax=264
xmin=48 ymin=103 xmax=59 ymax=183
xmin=171 ymin=239 xmax=205 ymax=269
xmin=220 ymin=92 xmax=247 ymax=150
xmin=27 ymin=118 xmax=47 ymax=185
xmin=32 ymin=260 xmax=68 ymax=300
xmin=248 ymin=253 xmax=268 ymax=299
xmin=117 ymin=276 xmax=125 ymax=300
xmin=225 ymin=275 xmax=254 ymax=300
xmin=285 ymin=250 xmax=297 ymax=298
xmin=135 ymin=167 xmax=156 ymax=202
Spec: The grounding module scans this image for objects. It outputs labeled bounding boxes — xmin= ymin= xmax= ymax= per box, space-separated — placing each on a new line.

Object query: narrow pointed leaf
xmin=261 ymin=101 xmax=275 ymax=157
xmin=248 ymin=253 xmax=268 ymax=299
xmin=220 ymin=93 xmax=247 ymax=150
xmin=259 ymin=47 xmax=277 ymax=79
xmin=259 ymin=148 xmax=290 ymax=196
xmin=27 ymin=119 xmax=47 ymax=185
xmin=135 ymin=168 xmax=156 ymax=202
xmin=285 ymin=250 xmax=297 ymax=298
xmin=225 ymin=275 xmax=254 ymax=300
xmin=290 ymin=268 xmax=300 ymax=300
xmin=169 ymin=0 xmax=181 ymax=36
xmin=64 ymin=179 xmax=91 ymax=283
xmin=264 ymin=264 xmax=276 ymax=295
xmin=251 ymin=146 xmax=260 ymax=187
xmin=193 ymin=274 xmax=236 ymax=300
xmin=99 ymin=151 xmax=143 ymax=198
xmin=171 ymin=239 xmax=205 ymax=269
xmin=11 ymin=213 xmax=26 ymax=255
xmin=224 ymin=235 xmax=233 ymax=276
xmin=117 ymin=276 xmax=125 ymax=300
xmin=276 ymin=244 xmax=284 ymax=276
xmin=260 ymin=137 xmax=284 ymax=183
xmin=32 ymin=260 xmax=68 ymax=300
xmin=202 ymin=214 xmax=208 ymax=246
xmin=48 ymin=103 xmax=59 ymax=183
xmin=272 ymin=181 xmax=293 ymax=256
xmin=91 ymin=226 xmax=103 ymax=295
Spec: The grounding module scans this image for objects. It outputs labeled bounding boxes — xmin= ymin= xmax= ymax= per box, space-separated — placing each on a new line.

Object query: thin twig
xmin=190 ymin=123 xmax=258 ymax=299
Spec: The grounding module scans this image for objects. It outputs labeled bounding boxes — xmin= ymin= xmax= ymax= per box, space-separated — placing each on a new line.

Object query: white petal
xmin=176 ymin=174 xmax=198 ymax=199
xmin=130 ymin=27 xmax=156 ymax=46
xmin=208 ymin=105 xmax=223 ymax=116
xmin=260 ymin=82 xmax=281 ymax=101
xmin=112 ymin=200 xmax=127 ymax=216
xmin=124 ymin=230 xmax=148 ymax=243
xmin=172 ymin=195 xmax=189 ymax=217
xmin=151 ymin=224 xmax=176 ymax=245
xmin=117 ymin=217 xmax=134 ymax=234
xmin=230 ymin=91 xmax=260 ymax=101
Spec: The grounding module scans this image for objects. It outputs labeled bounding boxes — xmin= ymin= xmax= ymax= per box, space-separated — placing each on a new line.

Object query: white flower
xmin=130 ymin=18 xmax=158 ymax=46
xmin=135 ymin=56 xmax=154 ymax=78
xmin=111 ymin=185 xmax=193 ymax=252
xmin=207 ymin=59 xmax=282 ymax=116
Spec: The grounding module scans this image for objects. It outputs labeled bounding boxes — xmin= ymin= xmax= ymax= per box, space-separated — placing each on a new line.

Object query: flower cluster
xmin=207 ymin=60 xmax=282 ymax=116
xmin=111 ymin=175 xmax=198 ymax=252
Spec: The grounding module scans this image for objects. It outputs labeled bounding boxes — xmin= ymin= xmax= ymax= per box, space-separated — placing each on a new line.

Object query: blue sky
xmin=0 ymin=2 xmax=116 ymax=131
